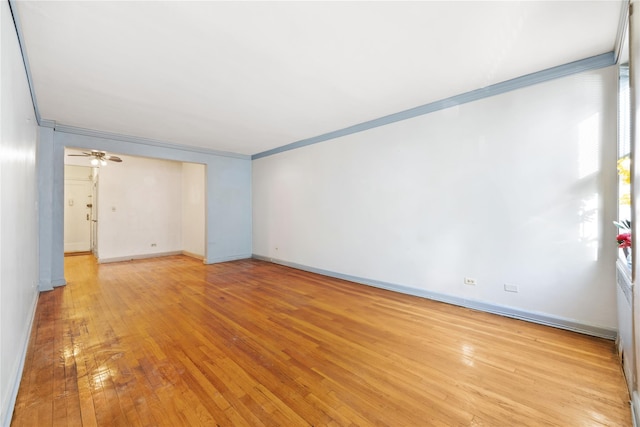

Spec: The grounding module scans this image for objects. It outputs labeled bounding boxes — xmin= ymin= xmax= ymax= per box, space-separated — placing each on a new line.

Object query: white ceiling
xmin=15 ymin=1 xmax=625 ymax=156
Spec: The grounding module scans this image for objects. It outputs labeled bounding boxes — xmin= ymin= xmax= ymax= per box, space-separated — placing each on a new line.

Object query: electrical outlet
xmin=151 ymin=243 xmax=157 ymax=247
xmin=464 ymin=277 xmax=477 ymax=286
xmin=504 ymin=283 xmax=519 ymax=293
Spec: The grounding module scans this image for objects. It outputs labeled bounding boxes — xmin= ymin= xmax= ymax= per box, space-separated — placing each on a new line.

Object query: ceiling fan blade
xmin=68 ymin=150 xmax=122 ymax=163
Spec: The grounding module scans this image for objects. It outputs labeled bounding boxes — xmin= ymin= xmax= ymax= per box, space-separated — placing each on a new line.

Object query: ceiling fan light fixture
xmin=68 ymin=150 xmax=123 ymax=165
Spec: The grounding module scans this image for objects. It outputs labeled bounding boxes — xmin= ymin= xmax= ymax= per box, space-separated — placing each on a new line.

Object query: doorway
xmin=64 ymin=148 xmax=206 ymax=263
xmin=64 ymin=165 xmax=94 ymax=254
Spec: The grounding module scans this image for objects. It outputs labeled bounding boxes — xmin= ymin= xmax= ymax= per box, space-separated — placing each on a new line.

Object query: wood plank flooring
xmin=11 ymin=255 xmax=631 ymax=426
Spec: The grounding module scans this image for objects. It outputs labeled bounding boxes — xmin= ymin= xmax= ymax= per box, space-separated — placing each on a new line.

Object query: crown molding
xmin=8 ymin=0 xmax=617 ymax=162
xmin=39 ymin=119 xmax=56 ymax=129
xmin=53 ymin=124 xmax=250 ymax=160
xmin=253 ymin=52 xmax=616 ymax=160
xmin=7 ymin=0 xmax=42 ymax=124
xmin=615 ymin=1 xmax=630 ymax=64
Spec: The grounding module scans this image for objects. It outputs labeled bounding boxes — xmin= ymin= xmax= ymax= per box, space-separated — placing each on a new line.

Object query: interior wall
xmin=38 ymin=130 xmax=251 ymax=287
xmin=0 ymin=1 xmax=40 ymax=424
xmin=182 ymin=162 xmax=206 ymax=258
xmin=64 ymin=164 xmax=92 ymax=179
xmin=97 ymin=154 xmax=183 ymax=262
xmin=253 ymin=66 xmax=618 ymax=331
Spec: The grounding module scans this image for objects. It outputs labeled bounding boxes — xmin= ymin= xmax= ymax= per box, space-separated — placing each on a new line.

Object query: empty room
xmin=1 ymin=1 xmax=638 ymax=426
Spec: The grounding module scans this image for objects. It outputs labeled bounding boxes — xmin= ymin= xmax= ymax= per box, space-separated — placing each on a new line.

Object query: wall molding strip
xmin=7 ymin=0 xmax=42 ymax=125
xmin=182 ymin=251 xmax=205 ymax=261
xmin=252 ymin=51 xmax=616 ymax=160
xmin=205 ymin=253 xmax=253 ymax=265
xmin=7 ymin=1 xmax=251 ymax=161
xmin=98 ymin=252 xmax=252 ymax=265
xmin=8 ymin=0 xmax=618 ymax=163
xmin=614 ymin=1 xmax=630 ymax=64
xmin=252 ymin=254 xmax=618 ymax=340
xmin=97 ymin=251 xmax=183 ymax=264
xmin=40 ymin=119 xmax=56 ymax=129
xmin=54 ymin=125 xmax=250 ymax=160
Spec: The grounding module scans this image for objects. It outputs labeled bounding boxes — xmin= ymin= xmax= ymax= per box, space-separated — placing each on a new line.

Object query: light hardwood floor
xmin=11 ymin=255 xmax=631 ymax=426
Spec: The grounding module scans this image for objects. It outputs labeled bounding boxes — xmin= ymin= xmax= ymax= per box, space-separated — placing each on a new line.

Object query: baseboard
xmin=1 ymin=291 xmax=39 ymax=427
xmin=204 ymin=253 xmax=252 ymax=264
xmin=51 ymin=277 xmax=66 ymax=287
xmin=252 ymin=254 xmax=617 ymax=340
xmin=38 ymin=279 xmax=53 ymax=292
xmin=182 ymin=250 xmax=204 ymax=261
xmin=98 ymin=251 xmax=182 ymax=264
xmin=99 ymin=251 xmax=251 ymax=265
xmin=64 ymin=251 xmax=92 ymax=257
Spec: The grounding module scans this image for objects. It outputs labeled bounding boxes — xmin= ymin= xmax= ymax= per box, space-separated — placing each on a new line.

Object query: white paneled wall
xmin=253 ymin=66 xmax=618 ymax=330
xmin=0 ymin=1 xmax=40 ymax=424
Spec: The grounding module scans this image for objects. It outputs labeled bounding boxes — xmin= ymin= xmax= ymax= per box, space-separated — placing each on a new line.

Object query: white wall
xmin=182 ymin=162 xmax=205 ymax=258
xmin=96 ymin=154 xmax=183 ymax=261
xmin=253 ymin=66 xmax=618 ymax=331
xmin=0 ymin=1 xmax=40 ymax=424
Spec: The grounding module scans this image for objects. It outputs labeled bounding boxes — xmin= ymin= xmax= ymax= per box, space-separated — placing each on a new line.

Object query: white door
xmin=91 ymin=177 xmax=98 ymax=254
xmin=64 ymin=180 xmax=93 ymax=252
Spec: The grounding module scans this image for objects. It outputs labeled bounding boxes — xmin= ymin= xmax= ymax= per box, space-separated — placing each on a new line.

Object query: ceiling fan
xmin=68 ymin=150 xmax=123 ymax=166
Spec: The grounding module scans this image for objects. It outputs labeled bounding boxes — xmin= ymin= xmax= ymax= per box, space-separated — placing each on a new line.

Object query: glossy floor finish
xmin=12 ymin=255 xmax=631 ymax=426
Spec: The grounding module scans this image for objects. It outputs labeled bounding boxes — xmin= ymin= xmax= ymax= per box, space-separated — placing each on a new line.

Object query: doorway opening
xmin=63 ymin=148 xmax=206 ymax=263
xmin=63 ymin=165 xmax=95 ymax=255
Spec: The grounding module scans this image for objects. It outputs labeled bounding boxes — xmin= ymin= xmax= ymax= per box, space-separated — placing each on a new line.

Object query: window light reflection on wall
xmin=578 ymin=113 xmax=600 ymax=179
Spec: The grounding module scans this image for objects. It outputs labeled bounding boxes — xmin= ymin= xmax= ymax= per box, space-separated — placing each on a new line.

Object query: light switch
xmin=68 ymin=199 xmax=74 ymax=206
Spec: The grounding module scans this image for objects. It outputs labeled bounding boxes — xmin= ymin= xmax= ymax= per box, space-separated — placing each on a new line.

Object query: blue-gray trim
xmin=253 ymin=52 xmax=616 ymax=160
xmin=205 ymin=253 xmax=253 ymax=264
xmin=252 ymin=254 xmax=617 ymax=340
xmin=7 ymin=0 xmax=42 ymax=124
xmin=7 ymin=0 xmax=620 ymax=162
xmin=55 ymin=124 xmax=250 ymax=160
xmin=6 ymin=1 xmax=249 ymax=161
xmin=614 ymin=1 xmax=630 ymax=64
xmin=40 ymin=119 xmax=56 ymax=129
